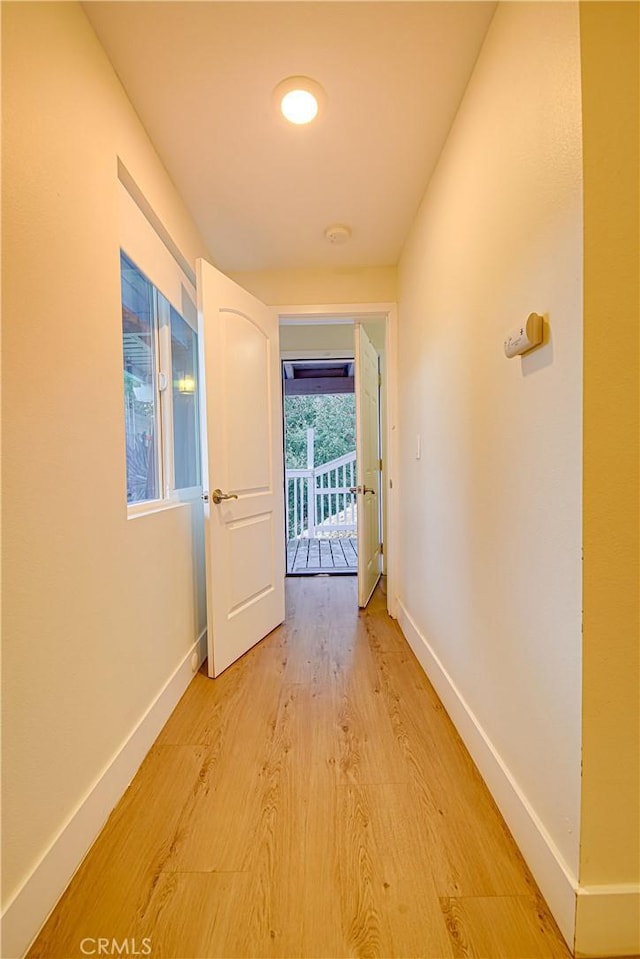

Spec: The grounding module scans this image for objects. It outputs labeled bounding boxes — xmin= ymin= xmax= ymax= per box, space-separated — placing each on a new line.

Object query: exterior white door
xmin=354 ymin=323 xmax=382 ymax=606
xmin=197 ymin=259 xmax=285 ymax=677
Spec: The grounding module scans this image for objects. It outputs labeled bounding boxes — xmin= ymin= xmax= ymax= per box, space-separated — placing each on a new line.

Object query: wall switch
xmin=416 ymin=434 xmax=421 ymax=460
xmin=504 ymin=312 xmax=544 ymax=358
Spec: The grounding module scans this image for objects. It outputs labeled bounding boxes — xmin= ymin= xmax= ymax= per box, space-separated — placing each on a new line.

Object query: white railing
xmin=286 ymin=447 xmax=357 ymax=541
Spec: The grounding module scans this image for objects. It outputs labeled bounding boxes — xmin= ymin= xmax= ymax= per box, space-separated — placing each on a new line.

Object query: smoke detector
xmin=324 ymin=224 xmax=352 ymax=245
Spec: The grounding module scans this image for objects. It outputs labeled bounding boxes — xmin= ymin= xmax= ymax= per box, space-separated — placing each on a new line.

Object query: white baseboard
xmin=575 ymin=884 xmax=640 ymax=958
xmin=1 ymin=630 xmax=207 ymax=959
xmin=396 ymin=599 xmax=578 ymax=951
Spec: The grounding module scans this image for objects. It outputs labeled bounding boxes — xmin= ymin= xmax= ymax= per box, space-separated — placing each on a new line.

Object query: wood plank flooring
xmin=28 ymin=577 xmax=571 ymax=959
xmin=287 ymin=536 xmax=358 ymax=574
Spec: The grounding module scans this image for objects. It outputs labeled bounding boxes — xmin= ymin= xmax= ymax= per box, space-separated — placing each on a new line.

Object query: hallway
xmin=28 ymin=578 xmax=569 ymax=959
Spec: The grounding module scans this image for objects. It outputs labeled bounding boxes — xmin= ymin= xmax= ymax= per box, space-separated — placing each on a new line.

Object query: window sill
xmin=127 ymin=498 xmax=191 ymax=521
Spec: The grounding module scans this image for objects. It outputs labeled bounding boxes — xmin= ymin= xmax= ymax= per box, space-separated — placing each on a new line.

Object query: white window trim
xmin=127 ymin=497 xmax=188 ymax=521
xmin=157 ymin=295 xmax=175 ymax=500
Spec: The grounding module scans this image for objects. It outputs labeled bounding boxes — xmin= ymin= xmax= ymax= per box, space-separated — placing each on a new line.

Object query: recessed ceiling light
xmin=281 ymin=89 xmax=318 ymax=125
xmin=274 ymin=76 xmax=325 ymax=126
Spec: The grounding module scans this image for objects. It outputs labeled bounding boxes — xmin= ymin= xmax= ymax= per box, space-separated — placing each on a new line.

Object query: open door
xmin=197 ymin=259 xmax=285 ymax=677
xmin=354 ymin=323 xmax=382 ymax=606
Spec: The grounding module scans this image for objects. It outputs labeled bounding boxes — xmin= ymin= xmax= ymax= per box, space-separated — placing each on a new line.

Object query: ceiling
xmin=84 ymin=2 xmax=496 ymax=273
xmin=283 ymin=360 xmax=355 ymax=395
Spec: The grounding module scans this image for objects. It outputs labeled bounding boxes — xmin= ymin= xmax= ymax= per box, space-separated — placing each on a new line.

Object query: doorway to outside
xmin=283 ymin=359 xmax=358 ymax=575
xmin=278 ymin=309 xmax=392 ymax=611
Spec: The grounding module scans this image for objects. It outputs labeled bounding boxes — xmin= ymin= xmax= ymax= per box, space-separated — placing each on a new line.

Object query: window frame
xmin=168 ymin=302 xmax=202 ymax=497
xmin=120 ymin=251 xmax=201 ymax=518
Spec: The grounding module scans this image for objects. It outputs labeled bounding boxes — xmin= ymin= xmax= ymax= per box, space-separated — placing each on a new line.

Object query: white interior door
xmin=355 ymin=323 xmax=382 ymax=606
xmin=197 ymin=259 xmax=285 ymax=677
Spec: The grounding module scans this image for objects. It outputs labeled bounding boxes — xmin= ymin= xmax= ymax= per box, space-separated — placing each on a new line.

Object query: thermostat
xmin=504 ymin=313 xmax=544 ymax=358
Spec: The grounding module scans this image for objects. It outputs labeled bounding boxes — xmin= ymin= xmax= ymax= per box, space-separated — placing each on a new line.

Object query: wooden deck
xmin=287 ymin=535 xmax=357 ymax=574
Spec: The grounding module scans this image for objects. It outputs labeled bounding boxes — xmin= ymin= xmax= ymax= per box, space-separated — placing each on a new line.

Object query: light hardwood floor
xmin=28 ymin=577 xmax=571 ymax=959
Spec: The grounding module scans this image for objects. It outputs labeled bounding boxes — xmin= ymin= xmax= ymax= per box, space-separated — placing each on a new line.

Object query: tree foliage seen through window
xmin=284 ymin=394 xmax=355 ymax=468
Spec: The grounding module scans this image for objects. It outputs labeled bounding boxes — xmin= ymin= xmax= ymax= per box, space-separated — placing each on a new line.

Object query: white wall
xmin=1 ymin=3 xmax=208 ymax=954
xmin=396 ymin=0 xmax=583 ymax=944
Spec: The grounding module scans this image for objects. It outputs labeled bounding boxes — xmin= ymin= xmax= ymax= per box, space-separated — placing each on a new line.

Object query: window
xmin=120 ymin=251 xmax=200 ymax=506
xmin=170 ymin=306 xmax=200 ymax=490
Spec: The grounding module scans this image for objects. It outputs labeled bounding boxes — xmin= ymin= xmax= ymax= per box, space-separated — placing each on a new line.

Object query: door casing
xmin=277 ymin=303 xmax=398 ymax=619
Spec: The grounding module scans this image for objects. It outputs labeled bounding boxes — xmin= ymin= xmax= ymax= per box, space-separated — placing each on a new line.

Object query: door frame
xmin=281 ymin=351 xmax=356 ymax=578
xmin=277 ymin=302 xmax=398 ymax=619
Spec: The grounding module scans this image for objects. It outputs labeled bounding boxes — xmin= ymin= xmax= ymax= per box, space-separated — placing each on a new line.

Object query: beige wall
xmin=280 ymin=323 xmax=354 ymax=355
xmin=577 ymin=3 xmax=639 ymax=951
xmin=397 ymin=0 xmax=583 ymax=890
xmin=230 ymin=265 xmax=396 ymax=306
xmin=2 ymin=0 xmax=207 ymax=921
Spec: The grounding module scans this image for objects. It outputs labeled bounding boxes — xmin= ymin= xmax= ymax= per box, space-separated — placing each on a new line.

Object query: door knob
xmin=211 ymin=489 xmax=239 ymax=505
xmin=363 ymin=486 xmax=376 ymax=495
xmin=349 ymin=486 xmax=360 ymax=494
